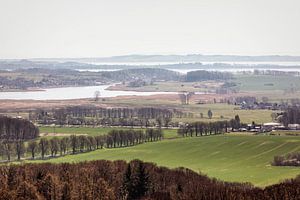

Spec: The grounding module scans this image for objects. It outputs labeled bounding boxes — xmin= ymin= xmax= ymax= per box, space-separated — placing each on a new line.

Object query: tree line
xmin=278 ymin=107 xmax=300 ymax=127
xmin=0 ymin=129 xmax=162 ymax=162
xmin=177 ymin=115 xmax=242 ymax=137
xmin=0 ymin=159 xmax=299 ymax=199
xmin=30 ymin=106 xmax=184 ymax=127
xmin=0 ymin=116 xmax=39 ymax=140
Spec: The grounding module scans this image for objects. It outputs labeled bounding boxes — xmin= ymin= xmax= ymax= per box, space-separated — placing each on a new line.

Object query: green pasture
xmin=29 ymin=134 xmax=300 ymax=187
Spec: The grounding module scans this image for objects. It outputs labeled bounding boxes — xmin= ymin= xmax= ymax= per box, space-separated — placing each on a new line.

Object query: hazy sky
xmin=0 ymin=0 xmax=300 ymax=58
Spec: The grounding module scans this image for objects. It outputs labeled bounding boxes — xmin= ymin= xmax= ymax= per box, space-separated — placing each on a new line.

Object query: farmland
xmin=29 ymin=133 xmax=300 ymax=187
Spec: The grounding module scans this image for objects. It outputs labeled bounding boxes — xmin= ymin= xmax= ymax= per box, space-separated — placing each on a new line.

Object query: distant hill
xmin=29 ymin=54 xmax=300 ymax=63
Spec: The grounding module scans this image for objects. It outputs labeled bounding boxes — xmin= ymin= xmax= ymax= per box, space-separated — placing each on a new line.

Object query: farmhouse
xmin=263 ymin=122 xmax=284 ymax=131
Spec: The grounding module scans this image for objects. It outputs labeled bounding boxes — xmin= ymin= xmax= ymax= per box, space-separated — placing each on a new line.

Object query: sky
xmin=0 ymin=0 xmax=300 ymax=58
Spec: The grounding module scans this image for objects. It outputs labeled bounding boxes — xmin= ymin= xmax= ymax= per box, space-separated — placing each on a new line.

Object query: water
xmin=87 ymin=61 xmax=300 ymax=66
xmin=75 ymin=61 xmax=300 ymax=74
xmin=0 ymin=85 xmax=175 ymax=100
xmin=75 ymin=67 xmax=300 ymax=74
xmin=168 ymin=68 xmax=300 ymax=74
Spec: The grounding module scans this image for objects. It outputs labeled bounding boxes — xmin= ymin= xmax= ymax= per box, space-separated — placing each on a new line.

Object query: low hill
xmin=30 ymin=135 xmax=300 ymax=187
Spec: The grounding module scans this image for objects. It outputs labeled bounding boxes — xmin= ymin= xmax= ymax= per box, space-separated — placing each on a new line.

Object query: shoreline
xmin=0 ymin=83 xmax=111 ymax=93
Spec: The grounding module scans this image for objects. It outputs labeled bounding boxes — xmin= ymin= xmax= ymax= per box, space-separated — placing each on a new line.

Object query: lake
xmin=86 ymin=61 xmax=300 ymax=66
xmin=76 ymin=61 xmax=300 ymax=74
xmin=76 ymin=67 xmax=300 ymax=74
xmin=0 ymin=85 xmax=175 ymax=100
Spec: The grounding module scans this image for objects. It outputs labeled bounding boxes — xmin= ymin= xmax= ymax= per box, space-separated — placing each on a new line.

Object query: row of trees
xmin=106 ymin=129 xmax=163 ymax=148
xmin=278 ymin=107 xmax=300 ymax=126
xmin=178 ymin=115 xmax=242 ymax=137
xmin=0 ymin=159 xmax=299 ymax=199
xmin=30 ymin=106 xmax=184 ymax=126
xmin=0 ymin=116 xmax=39 ymax=140
xmin=0 ymin=129 xmax=162 ymax=162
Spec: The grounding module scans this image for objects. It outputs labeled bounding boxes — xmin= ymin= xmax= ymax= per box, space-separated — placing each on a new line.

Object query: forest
xmin=0 ymin=159 xmax=299 ymax=200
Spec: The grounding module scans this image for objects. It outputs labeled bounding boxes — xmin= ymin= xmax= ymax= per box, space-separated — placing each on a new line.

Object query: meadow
xmin=234 ymin=74 xmax=300 ymax=92
xmin=29 ymin=133 xmax=300 ymax=187
xmin=103 ymin=100 xmax=275 ymax=124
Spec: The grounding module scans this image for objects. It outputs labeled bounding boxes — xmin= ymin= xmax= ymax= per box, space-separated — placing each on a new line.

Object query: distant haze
xmin=0 ymin=0 xmax=300 ymax=59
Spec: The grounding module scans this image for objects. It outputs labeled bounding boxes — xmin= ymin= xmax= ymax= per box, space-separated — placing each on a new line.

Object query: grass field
xmin=177 ymin=103 xmax=274 ymax=123
xmin=104 ymin=101 xmax=274 ymax=124
xmin=234 ymin=74 xmax=300 ymax=92
xmin=29 ymin=134 xmax=300 ymax=187
xmin=110 ymin=81 xmax=222 ymax=92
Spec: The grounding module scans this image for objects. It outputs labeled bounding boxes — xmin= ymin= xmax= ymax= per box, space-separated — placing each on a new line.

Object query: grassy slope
xmin=29 ymin=135 xmax=300 ymax=187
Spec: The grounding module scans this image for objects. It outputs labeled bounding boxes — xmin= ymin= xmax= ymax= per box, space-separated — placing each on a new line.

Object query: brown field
xmin=0 ymin=92 xmax=252 ymax=111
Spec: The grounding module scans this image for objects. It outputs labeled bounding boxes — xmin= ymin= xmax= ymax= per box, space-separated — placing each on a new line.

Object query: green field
xmin=102 ymin=101 xmax=274 ymax=124
xmin=234 ymin=74 xmax=300 ymax=92
xmin=29 ymin=134 xmax=300 ymax=187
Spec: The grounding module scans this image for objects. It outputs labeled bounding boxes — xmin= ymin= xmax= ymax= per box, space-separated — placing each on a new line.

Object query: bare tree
xmin=208 ymin=110 xmax=213 ymax=119
xmin=39 ymin=138 xmax=49 ymax=159
xmin=179 ymin=92 xmax=194 ymax=105
xmin=0 ymin=141 xmax=14 ymax=161
xmin=15 ymin=140 xmax=25 ymax=160
xmin=49 ymin=138 xmax=59 ymax=157
xmin=27 ymin=141 xmax=38 ymax=159
xmin=94 ymin=90 xmax=101 ymax=101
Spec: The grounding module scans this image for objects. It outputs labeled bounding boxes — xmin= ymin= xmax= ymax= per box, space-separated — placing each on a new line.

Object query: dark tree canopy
xmin=0 ymin=160 xmax=299 ymax=200
xmin=0 ymin=116 xmax=39 ymax=140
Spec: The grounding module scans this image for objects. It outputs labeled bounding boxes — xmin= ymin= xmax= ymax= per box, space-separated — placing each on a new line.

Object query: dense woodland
xmin=0 ymin=129 xmax=162 ymax=162
xmin=0 ymin=116 xmax=39 ymax=140
xmin=30 ymin=106 xmax=182 ymax=127
xmin=0 ymin=159 xmax=299 ymax=200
